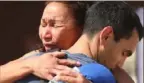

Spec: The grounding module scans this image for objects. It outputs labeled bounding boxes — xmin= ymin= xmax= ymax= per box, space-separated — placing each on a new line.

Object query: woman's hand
xmin=30 ymin=52 xmax=81 ymax=80
xmin=53 ymin=67 xmax=91 ymax=83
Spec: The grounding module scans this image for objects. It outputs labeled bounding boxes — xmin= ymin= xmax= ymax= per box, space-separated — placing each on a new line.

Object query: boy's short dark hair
xmin=83 ymin=1 xmax=143 ymax=41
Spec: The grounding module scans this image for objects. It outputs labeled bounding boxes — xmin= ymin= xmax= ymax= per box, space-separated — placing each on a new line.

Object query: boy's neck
xmin=67 ymin=34 xmax=94 ymax=59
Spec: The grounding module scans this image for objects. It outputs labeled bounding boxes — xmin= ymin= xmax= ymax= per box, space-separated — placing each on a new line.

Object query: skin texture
xmin=92 ymin=27 xmax=139 ymax=69
xmin=112 ymin=66 xmax=134 ymax=83
xmin=39 ymin=2 xmax=82 ymax=51
xmin=0 ymin=52 xmax=81 ymax=83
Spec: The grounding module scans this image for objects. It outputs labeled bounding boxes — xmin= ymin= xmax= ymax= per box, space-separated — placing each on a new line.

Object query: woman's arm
xmin=0 ymin=57 xmax=33 ymax=83
xmin=112 ymin=67 xmax=135 ymax=83
xmin=0 ymin=50 xmax=39 ymax=83
xmin=0 ymin=51 xmax=80 ymax=83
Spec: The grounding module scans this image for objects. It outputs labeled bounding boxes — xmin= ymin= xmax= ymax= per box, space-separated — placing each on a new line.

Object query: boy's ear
xmin=99 ymin=26 xmax=114 ymax=45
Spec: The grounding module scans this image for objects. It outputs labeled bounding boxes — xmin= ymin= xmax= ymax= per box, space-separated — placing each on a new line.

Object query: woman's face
xmin=39 ymin=2 xmax=82 ymax=51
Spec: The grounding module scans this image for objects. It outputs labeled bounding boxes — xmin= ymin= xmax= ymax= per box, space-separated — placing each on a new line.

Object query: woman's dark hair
xmin=45 ymin=1 xmax=93 ymax=26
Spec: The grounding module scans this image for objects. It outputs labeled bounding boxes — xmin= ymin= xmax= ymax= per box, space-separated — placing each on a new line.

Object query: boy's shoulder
xmin=65 ymin=52 xmax=116 ymax=83
xmin=20 ymin=50 xmax=41 ymax=59
xmin=79 ymin=63 xmax=116 ymax=83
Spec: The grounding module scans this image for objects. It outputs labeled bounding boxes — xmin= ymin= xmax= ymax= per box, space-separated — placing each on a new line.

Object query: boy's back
xmin=16 ymin=51 xmax=116 ymax=83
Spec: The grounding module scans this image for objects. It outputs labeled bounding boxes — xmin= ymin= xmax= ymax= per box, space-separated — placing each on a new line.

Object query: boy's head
xmin=83 ymin=1 xmax=143 ymax=69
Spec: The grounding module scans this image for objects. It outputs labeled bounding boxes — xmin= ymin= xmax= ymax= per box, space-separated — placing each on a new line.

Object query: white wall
xmin=136 ymin=7 xmax=143 ymax=83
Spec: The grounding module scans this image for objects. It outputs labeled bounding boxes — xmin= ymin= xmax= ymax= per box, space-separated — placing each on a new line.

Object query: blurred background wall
xmin=0 ymin=1 xmax=45 ymax=64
